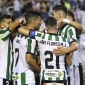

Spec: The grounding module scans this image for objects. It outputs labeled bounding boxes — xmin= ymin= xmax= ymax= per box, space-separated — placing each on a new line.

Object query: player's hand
xmin=13 ymin=18 xmax=25 ymax=25
xmin=53 ymin=46 xmax=68 ymax=56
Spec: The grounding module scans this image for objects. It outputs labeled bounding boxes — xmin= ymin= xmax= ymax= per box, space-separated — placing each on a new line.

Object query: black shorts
xmin=3 ymin=78 xmax=13 ymax=85
xmin=78 ymin=63 xmax=83 ymax=85
xmin=41 ymin=80 xmax=67 ymax=85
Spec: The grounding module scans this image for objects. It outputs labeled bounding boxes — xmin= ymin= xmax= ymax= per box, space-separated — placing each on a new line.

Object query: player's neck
xmin=47 ymin=29 xmax=57 ymax=34
xmin=25 ymin=24 xmax=34 ymax=30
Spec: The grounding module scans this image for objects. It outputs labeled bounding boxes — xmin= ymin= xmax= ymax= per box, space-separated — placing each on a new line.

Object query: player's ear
xmin=58 ymin=12 xmax=62 ymax=19
xmin=33 ymin=20 xmax=35 ymax=25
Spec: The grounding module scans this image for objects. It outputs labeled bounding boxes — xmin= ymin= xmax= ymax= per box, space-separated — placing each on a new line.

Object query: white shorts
xmin=74 ymin=66 xmax=80 ymax=85
xmin=68 ymin=66 xmax=80 ymax=85
xmin=67 ymin=65 xmax=75 ymax=85
xmin=0 ymin=78 xmax=3 ymax=85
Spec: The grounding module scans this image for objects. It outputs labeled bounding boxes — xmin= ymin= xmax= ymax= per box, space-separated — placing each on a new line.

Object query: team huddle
xmin=0 ymin=5 xmax=83 ymax=85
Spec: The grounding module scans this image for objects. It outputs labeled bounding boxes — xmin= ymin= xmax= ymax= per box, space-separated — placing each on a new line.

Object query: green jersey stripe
xmin=64 ymin=25 xmax=71 ymax=38
xmin=48 ymin=34 xmax=52 ymax=40
xmin=21 ymin=73 xmax=26 ymax=84
xmin=27 ymin=39 xmax=32 ymax=52
xmin=69 ymin=28 xmax=73 ymax=36
xmin=56 ymin=78 xmax=60 ymax=80
xmin=48 ymin=77 xmax=52 ymax=80
xmin=37 ymin=33 xmax=42 ymax=37
xmin=42 ymin=34 xmax=45 ymax=39
xmin=62 ymin=37 xmax=66 ymax=42
xmin=6 ymin=39 xmax=10 ymax=79
xmin=0 ymin=27 xmax=9 ymax=34
xmin=63 ymin=71 xmax=65 ymax=80
xmin=55 ymin=36 xmax=59 ymax=41
xmin=42 ymin=70 xmax=45 ymax=80
xmin=2 ymin=34 xmax=10 ymax=41
xmin=58 ymin=28 xmax=63 ymax=36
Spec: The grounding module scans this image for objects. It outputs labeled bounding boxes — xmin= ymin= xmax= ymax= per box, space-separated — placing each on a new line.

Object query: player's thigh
xmin=75 ymin=67 xmax=80 ymax=79
xmin=74 ymin=67 xmax=80 ymax=85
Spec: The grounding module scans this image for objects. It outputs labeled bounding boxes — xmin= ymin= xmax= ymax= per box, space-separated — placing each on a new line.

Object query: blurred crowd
xmin=0 ymin=0 xmax=85 ymax=22
xmin=0 ymin=0 xmax=85 ymax=56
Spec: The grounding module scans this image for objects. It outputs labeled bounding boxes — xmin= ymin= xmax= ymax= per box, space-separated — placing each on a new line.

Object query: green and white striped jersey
xmin=35 ymin=32 xmax=69 ymax=80
xmin=0 ymin=27 xmax=12 ymax=80
xmin=57 ymin=24 xmax=77 ymax=43
xmin=13 ymin=33 xmax=36 ymax=84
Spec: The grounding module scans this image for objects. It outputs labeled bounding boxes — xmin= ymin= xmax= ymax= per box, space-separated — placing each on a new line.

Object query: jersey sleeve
xmin=67 ymin=26 xmax=77 ymax=44
xmin=0 ymin=27 xmax=11 ymax=41
xmin=36 ymin=41 xmax=40 ymax=56
xmin=26 ymin=38 xmax=36 ymax=55
xmin=29 ymin=31 xmax=44 ymax=41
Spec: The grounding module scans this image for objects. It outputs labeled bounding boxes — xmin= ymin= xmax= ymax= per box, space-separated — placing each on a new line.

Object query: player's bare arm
xmin=69 ymin=20 xmax=82 ymax=35
xmin=9 ymin=18 xmax=24 ymax=31
xmin=18 ymin=26 xmax=29 ymax=36
xmin=62 ymin=19 xmax=83 ymax=35
xmin=65 ymin=53 xmax=72 ymax=66
xmin=37 ymin=55 xmax=41 ymax=66
xmin=26 ymin=54 xmax=40 ymax=73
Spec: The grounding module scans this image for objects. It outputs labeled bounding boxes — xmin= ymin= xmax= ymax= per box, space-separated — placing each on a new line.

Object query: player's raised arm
xmin=65 ymin=10 xmax=83 ymax=35
xmin=18 ymin=26 xmax=30 ymax=36
xmin=62 ymin=19 xmax=83 ymax=35
xmin=9 ymin=18 xmax=24 ymax=32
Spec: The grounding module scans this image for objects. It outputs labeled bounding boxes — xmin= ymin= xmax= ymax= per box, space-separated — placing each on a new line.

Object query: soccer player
xmin=38 ymin=17 xmax=71 ymax=85
xmin=52 ymin=5 xmax=78 ymax=56
xmin=0 ymin=15 xmax=24 ymax=85
xmin=12 ymin=11 xmax=41 ymax=85
xmin=18 ymin=16 xmax=72 ymax=85
xmin=65 ymin=10 xmax=83 ymax=35
xmin=52 ymin=9 xmax=83 ymax=85
xmin=51 ymin=5 xmax=78 ymax=85
xmin=63 ymin=10 xmax=83 ymax=85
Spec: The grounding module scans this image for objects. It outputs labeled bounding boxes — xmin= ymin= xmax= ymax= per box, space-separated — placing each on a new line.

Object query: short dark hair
xmin=25 ymin=11 xmax=41 ymax=24
xmin=67 ymin=10 xmax=75 ymax=21
xmin=45 ymin=17 xmax=57 ymax=29
xmin=0 ymin=15 xmax=11 ymax=23
xmin=52 ymin=5 xmax=67 ymax=17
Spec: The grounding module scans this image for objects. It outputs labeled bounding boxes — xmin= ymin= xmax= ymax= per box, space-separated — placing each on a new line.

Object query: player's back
xmin=13 ymin=33 xmax=36 ymax=84
xmin=38 ymin=33 xmax=69 ymax=71
xmin=13 ymin=33 xmax=21 ymax=74
xmin=13 ymin=33 xmax=35 ymax=74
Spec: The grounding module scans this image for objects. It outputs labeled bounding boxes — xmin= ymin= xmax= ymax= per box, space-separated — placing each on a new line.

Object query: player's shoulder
xmin=66 ymin=24 xmax=75 ymax=30
xmin=0 ymin=27 xmax=9 ymax=33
